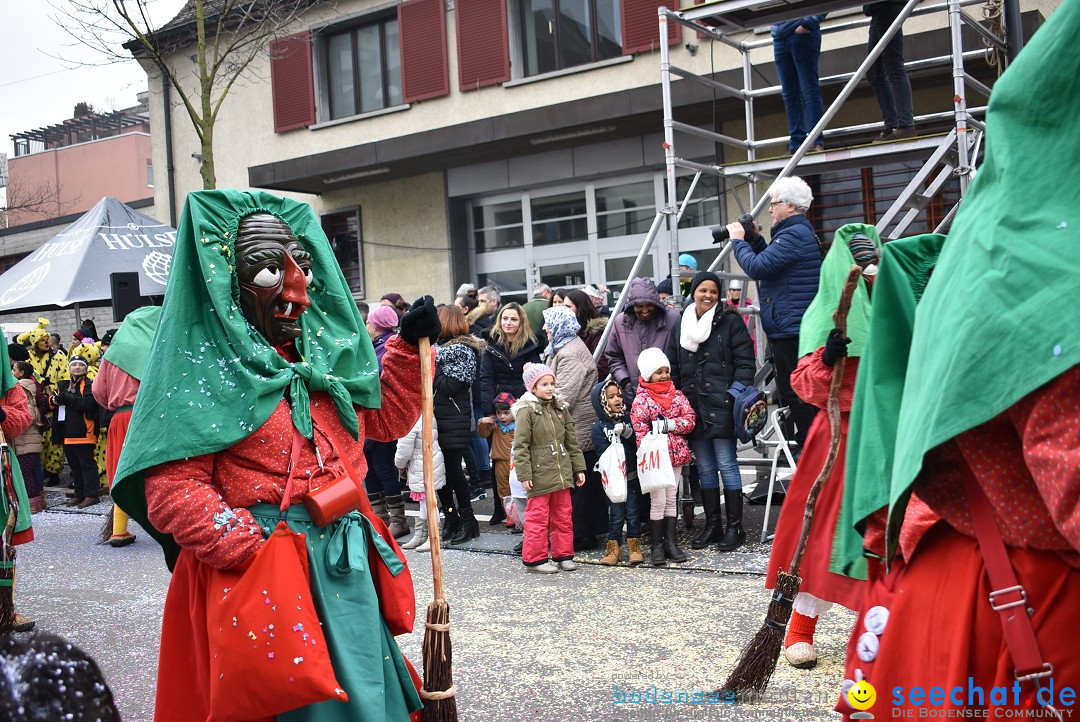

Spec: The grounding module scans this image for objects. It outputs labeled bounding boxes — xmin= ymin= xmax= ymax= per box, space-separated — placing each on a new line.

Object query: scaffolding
xmin=593 ymin=0 xmax=1016 ymax=366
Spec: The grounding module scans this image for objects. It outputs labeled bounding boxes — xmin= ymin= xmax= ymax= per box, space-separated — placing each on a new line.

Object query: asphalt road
xmin=14 ymin=498 xmax=854 ymax=722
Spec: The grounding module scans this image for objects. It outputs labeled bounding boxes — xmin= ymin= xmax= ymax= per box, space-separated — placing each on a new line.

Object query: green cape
xmin=112 ymin=190 xmax=381 ymax=567
xmin=831 ymin=234 xmax=946 ymax=579
xmin=873 ymin=2 xmax=1080 ymax=565
xmin=797 ymin=223 xmax=880 ymax=358
xmin=0 ymin=330 xmax=31 ymax=541
xmin=102 ymin=306 xmax=162 ymax=380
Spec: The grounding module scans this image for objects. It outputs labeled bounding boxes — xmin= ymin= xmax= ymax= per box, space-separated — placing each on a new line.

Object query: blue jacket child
xmin=590 ymin=378 xmax=644 ymax=565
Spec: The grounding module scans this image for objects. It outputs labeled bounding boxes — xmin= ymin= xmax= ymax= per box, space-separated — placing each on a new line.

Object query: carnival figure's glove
xmin=399 ymin=295 xmax=441 ymax=345
xmin=651 ymin=419 xmax=676 ymax=434
xmin=822 ymin=327 xmax=851 ymax=367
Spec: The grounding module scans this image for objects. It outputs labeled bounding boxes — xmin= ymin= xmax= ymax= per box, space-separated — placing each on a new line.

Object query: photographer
xmin=722 ymin=176 xmax=822 ymax=453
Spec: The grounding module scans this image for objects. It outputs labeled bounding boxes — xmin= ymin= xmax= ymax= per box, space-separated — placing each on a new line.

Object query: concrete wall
xmin=322 ymin=171 xmax=454 ymax=303
xmin=6 ymin=133 xmax=154 ymax=226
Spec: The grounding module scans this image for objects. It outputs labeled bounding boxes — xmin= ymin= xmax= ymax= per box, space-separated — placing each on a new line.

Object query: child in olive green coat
xmin=512 ymin=363 xmax=586 ymax=574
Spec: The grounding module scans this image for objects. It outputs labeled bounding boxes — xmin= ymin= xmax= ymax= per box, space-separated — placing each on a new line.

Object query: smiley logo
xmin=848 ymin=680 xmax=877 ymax=711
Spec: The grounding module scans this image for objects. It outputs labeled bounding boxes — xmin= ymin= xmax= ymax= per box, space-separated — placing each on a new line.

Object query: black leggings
xmin=436 ymin=447 xmax=473 ymax=514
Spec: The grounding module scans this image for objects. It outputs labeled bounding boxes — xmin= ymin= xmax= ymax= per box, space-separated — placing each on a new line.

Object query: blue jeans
xmin=691 ymin=437 xmax=742 ymax=491
xmin=607 ymin=477 xmax=643 ymax=540
xmin=774 ymin=30 xmax=824 ymax=150
xmin=867 ymin=6 xmax=914 ymax=128
xmin=363 ymin=439 xmax=401 ymax=496
xmin=463 ymin=405 xmax=490 ymax=478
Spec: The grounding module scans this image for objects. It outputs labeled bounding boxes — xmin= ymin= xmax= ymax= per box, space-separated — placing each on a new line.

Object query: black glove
xmin=0 ymin=407 xmax=6 ymax=423
xmin=398 ymin=295 xmax=441 ymax=346
xmin=822 ymin=327 xmax=851 ymax=367
xmin=619 ymin=377 xmax=631 ymax=389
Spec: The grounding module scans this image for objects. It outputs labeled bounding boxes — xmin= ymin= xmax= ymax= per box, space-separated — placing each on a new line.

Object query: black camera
xmin=710 ymin=213 xmax=757 ymax=244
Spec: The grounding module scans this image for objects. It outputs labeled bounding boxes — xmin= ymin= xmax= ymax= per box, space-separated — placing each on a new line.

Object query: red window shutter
xmin=621 ymin=0 xmax=682 ymax=55
xmin=456 ymin=0 xmax=510 ymax=91
xmin=399 ymin=0 xmax=450 ymax=103
xmin=270 ymin=33 xmax=315 ymax=132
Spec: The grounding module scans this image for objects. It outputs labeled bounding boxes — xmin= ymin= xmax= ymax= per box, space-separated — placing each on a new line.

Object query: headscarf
xmin=831 ymin=233 xmax=945 ymax=579
xmin=102 ymin=306 xmax=161 ymax=381
xmin=542 ymin=305 xmax=580 ymax=353
xmin=0 ymin=329 xmax=31 ymax=542
xmin=112 ymin=190 xmax=382 ymax=565
xmin=849 ymin=0 xmax=1080 ymax=566
xmin=797 ymin=223 xmax=881 ymax=358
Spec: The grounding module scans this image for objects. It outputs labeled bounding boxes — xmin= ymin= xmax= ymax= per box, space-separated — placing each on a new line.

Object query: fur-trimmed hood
xmin=584 ymin=316 xmax=608 ymax=336
xmin=510 ymin=390 xmax=567 ymax=418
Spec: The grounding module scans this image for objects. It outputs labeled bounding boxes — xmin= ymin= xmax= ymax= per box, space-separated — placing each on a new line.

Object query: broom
xmin=720 ymin=264 xmax=864 ymax=700
xmin=0 ymin=425 xmax=18 ymax=633
xmin=417 ymin=337 xmax=458 ymax=722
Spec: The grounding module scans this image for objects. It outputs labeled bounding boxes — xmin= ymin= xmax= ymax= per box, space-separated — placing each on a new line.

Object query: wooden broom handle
xmin=418 ymin=337 xmax=445 ymax=602
xmin=788 ymin=265 xmax=863 ymax=578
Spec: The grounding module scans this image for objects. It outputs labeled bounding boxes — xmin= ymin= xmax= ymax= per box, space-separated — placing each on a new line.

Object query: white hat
xmin=456 ymin=283 xmax=477 ymax=296
xmin=728 ymin=279 xmax=743 ymax=291
xmin=637 ymin=347 xmax=671 ymax=382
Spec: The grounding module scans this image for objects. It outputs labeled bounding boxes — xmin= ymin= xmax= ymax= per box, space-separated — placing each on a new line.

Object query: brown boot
xmin=627 ymin=538 xmax=644 ymax=566
xmin=599 ymin=540 xmax=621 ymax=566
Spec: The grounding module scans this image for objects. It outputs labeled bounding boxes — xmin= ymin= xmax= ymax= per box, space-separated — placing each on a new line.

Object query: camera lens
xmin=709 ymin=225 xmax=730 ymax=244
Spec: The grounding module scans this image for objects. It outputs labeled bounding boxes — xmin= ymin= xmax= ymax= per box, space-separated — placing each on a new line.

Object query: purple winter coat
xmin=372 ymin=330 xmax=396 ymax=369
xmin=602 ymin=277 xmax=682 ymax=405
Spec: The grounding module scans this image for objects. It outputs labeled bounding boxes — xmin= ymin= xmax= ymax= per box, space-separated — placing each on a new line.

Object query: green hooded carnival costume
xmin=797 ymin=223 xmax=881 ymax=359
xmin=0 ymin=335 xmax=32 ymax=546
xmin=831 ymin=234 xmax=946 ymax=579
xmin=101 ymin=305 xmax=161 ymax=381
xmin=112 ymin=190 xmax=382 ymax=568
xmin=837 ymin=0 xmax=1080 ymax=571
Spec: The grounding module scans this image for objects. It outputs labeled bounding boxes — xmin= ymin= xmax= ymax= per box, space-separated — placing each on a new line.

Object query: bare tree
xmin=52 ymin=0 xmax=320 ymax=189
xmin=1 ymin=178 xmax=80 ymax=228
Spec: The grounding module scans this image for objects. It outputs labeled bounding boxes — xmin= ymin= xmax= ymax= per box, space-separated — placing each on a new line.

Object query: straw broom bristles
xmin=720 ymin=265 xmax=863 ymax=699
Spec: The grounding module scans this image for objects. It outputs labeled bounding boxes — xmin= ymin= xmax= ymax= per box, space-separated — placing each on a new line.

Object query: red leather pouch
xmin=302 ymin=475 xmax=364 ymax=527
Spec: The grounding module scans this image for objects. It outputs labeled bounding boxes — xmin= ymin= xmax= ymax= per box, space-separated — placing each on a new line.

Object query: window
xmin=517 ymin=0 xmax=621 ymax=77
xmin=0 ymin=253 xmax=28 ymax=274
xmin=807 ymin=161 xmax=960 ymax=242
xmin=539 ymin=261 xmax=586 ymax=289
xmin=531 ymin=191 xmax=588 ymax=245
xmin=321 ymin=209 xmax=364 ymax=295
xmin=596 ymin=180 xmax=655 ymax=238
xmin=472 ymin=201 xmax=524 ymax=253
xmin=675 ymin=174 xmax=721 ymax=229
xmin=146 ymin=161 xmax=154 ymax=188
xmin=325 ymin=17 xmax=402 ymax=120
xmin=477 ymin=269 xmax=528 ymax=301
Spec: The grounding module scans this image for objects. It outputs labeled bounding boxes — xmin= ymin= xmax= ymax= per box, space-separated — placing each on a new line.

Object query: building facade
xmin=143 ymin=0 xmax=1057 ymax=305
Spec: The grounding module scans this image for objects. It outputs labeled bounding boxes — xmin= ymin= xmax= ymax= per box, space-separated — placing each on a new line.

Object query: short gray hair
xmin=533 ymin=283 xmax=551 ymax=297
xmin=769 ymin=176 xmax=813 ymax=212
xmin=478 ymin=285 xmax=501 ymax=302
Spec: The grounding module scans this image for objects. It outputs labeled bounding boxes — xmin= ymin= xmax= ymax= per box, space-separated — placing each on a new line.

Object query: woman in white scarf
xmin=667 ymin=271 xmax=757 ymax=551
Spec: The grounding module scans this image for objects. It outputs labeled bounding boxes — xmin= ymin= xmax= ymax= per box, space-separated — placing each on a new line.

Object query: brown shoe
xmin=13 ymin=613 xmax=35 ymax=633
xmin=889 ymin=125 xmax=916 ymax=140
xmin=871 ymin=128 xmax=894 ymax=144
xmin=627 ymin=538 xmax=645 ymax=566
xmin=600 ymin=540 xmax=622 ymax=566
xmin=77 ymin=497 xmax=100 ymax=508
xmin=65 ymin=498 xmax=85 ymax=507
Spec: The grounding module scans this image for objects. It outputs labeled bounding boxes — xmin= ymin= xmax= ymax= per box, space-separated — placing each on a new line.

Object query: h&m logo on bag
xmin=638 ymin=448 xmax=664 ymax=475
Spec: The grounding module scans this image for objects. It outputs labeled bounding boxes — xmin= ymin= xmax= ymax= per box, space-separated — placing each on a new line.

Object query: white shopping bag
xmin=596 ymin=436 xmax=627 ymax=503
xmin=636 ymin=431 xmax=676 ymax=494
xmin=508 ymin=449 xmax=526 ymax=499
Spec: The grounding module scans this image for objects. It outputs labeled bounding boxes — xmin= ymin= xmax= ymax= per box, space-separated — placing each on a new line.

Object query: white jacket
xmin=394 ymin=416 xmax=446 ymax=493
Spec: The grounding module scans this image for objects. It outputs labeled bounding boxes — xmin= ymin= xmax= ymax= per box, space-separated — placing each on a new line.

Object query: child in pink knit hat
xmin=512 ymin=363 xmax=587 ymax=574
